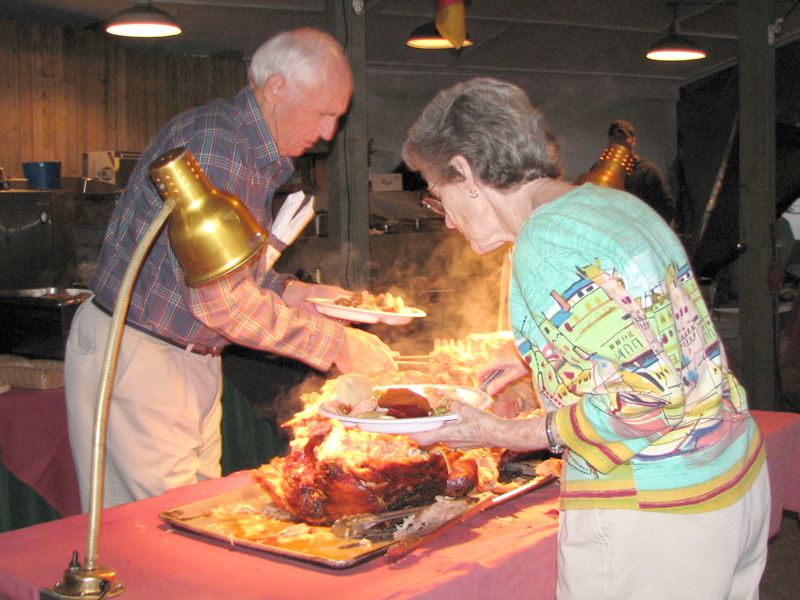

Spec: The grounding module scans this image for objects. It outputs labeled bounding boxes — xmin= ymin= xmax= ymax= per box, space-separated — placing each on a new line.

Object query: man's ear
xmin=262 ymin=74 xmax=287 ymax=105
xmin=449 ymin=155 xmax=475 ymax=192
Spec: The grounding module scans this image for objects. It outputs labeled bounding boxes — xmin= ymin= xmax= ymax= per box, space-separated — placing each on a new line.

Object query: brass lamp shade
xmin=149 ymin=147 xmax=267 ymax=286
xmin=574 ymin=144 xmax=635 ymax=190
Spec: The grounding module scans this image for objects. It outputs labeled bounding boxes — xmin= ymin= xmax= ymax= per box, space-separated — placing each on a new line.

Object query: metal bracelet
xmin=546 ymin=411 xmax=566 ymax=454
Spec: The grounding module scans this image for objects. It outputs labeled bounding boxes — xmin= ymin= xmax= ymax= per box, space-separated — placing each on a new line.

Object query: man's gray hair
xmin=403 ymin=77 xmax=562 ymax=190
xmin=248 ymin=28 xmax=347 ymax=88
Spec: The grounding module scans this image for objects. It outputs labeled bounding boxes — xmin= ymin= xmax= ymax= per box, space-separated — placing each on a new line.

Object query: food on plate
xmin=309 ymin=295 xmax=424 ymax=326
xmin=376 ymin=387 xmax=431 ymax=419
xmin=326 ymin=382 xmax=465 ymax=420
xmin=334 ymin=373 xmax=373 ymax=407
xmin=333 ymin=290 xmax=408 ymax=313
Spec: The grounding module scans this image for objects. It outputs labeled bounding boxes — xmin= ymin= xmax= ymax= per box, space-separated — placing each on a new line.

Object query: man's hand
xmin=282 ymin=280 xmax=348 ymax=316
xmin=333 ymin=327 xmax=397 ymax=376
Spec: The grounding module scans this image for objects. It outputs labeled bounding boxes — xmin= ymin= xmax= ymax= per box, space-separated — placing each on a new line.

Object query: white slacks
xmin=556 ymin=463 xmax=771 ymax=600
xmin=65 ymin=299 xmax=223 ymax=510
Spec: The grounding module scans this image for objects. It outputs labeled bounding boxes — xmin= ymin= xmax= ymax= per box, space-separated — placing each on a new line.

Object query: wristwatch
xmin=545 ymin=411 xmax=566 ymax=455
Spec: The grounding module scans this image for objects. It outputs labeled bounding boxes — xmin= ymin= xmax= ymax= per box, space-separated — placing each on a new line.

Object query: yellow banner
xmin=435 ymin=0 xmax=466 ymax=49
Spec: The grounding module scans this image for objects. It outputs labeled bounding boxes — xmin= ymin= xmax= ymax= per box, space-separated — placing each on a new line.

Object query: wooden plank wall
xmin=0 ymin=19 xmax=247 ymax=179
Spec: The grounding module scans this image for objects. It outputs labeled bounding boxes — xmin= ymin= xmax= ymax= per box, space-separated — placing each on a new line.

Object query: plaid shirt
xmin=91 ymin=87 xmax=342 ymax=370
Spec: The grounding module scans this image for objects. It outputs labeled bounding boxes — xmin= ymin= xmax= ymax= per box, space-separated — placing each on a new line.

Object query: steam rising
xmin=368 ymin=231 xmax=513 ymax=356
xmin=247 ymin=228 xmax=516 ymax=436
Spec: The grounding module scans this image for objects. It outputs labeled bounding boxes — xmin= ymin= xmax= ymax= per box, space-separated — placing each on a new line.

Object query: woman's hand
xmin=410 ymin=400 xmax=503 ymax=449
xmin=476 ymin=341 xmax=530 ymax=395
xmin=410 ymin=400 xmax=549 ymax=452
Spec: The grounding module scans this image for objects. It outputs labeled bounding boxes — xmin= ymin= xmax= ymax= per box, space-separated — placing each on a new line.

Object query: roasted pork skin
xmin=252 ymin=425 xmax=451 ymax=525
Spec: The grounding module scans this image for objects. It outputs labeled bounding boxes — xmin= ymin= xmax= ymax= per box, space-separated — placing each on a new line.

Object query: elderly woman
xmin=404 ymin=78 xmax=769 ymax=600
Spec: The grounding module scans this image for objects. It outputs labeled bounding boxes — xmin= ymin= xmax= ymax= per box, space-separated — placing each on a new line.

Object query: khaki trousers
xmin=557 ymin=463 xmax=771 ymax=600
xmin=65 ymin=299 xmax=223 ymax=510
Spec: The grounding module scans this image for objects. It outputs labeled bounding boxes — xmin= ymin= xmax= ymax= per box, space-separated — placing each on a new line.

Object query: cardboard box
xmin=369 ymin=173 xmax=403 ymax=192
xmin=82 ymin=151 xmax=141 ymax=188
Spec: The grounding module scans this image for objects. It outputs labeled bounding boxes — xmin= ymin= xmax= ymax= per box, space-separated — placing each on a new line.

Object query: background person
xmin=65 ymin=28 xmax=396 ymax=510
xmin=405 ymin=77 xmax=769 ymax=600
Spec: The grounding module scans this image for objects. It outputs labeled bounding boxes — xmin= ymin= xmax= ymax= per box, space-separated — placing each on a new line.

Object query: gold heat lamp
xmin=149 ymin=147 xmax=267 ymax=285
xmin=573 ymin=144 xmax=635 ymax=191
xmin=48 ymin=147 xmax=266 ymax=598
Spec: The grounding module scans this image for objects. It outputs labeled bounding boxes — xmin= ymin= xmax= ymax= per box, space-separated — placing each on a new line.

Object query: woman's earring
xmin=469 ymin=189 xmax=480 ymax=198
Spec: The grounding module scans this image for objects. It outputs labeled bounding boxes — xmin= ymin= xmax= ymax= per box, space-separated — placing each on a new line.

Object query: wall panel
xmin=0 ymin=19 xmax=247 ymax=180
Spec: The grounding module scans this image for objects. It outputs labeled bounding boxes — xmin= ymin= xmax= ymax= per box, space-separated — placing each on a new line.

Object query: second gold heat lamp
xmin=574 ymin=144 xmax=635 ymax=190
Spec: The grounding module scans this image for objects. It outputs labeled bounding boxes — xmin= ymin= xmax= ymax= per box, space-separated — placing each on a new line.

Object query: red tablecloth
xmin=0 ymin=471 xmax=561 ymax=600
xmin=0 ymin=387 xmax=81 ymax=518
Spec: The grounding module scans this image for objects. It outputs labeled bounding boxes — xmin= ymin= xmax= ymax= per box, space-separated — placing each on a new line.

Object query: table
xmin=0 ymin=470 xmax=561 ymax=600
xmin=753 ymin=409 xmax=800 ymax=535
xmin=0 ymin=395 xmax=798 ymax=600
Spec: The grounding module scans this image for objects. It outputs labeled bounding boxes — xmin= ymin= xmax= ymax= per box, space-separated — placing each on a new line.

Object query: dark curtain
xmin=219 ymin=346 xmax=321 ymax=474
xmin=0 ymin=465 xmax=62 ymax=532
xmin=676 ymin=68 xmax=740 ymax=278
xmin=675 ymin=39 xmax=800 ymax=285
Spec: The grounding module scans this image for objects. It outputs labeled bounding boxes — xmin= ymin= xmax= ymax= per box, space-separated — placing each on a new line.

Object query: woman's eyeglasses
xmin=420 ymin=179 xmax=446 ymax=217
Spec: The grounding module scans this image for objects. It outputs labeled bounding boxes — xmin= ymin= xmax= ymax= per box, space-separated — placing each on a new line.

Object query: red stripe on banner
xmin=436 ymin=0 xmax=462 ymax=10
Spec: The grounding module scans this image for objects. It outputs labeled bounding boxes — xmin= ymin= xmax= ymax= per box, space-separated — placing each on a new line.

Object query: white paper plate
xmin=308 ymin=298 xmax=426 ymax=325
xmin=318 ymin=384 xmax=491 ymax=434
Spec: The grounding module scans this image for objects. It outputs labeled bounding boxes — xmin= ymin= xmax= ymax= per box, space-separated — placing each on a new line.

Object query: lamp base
xmin=45 ymin=551 xmax=125 ymax=598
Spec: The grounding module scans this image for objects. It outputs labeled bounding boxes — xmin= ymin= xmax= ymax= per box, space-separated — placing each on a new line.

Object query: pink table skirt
xmin=0 ymin=387 xmax=81 ymax=518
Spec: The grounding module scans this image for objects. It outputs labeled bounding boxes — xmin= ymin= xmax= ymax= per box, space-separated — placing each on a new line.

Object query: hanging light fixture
xmin=106 ymin=0 xmax=182 ymax=38
xmin=407 ymin=21 xmax=473 ymax=49
xmin=646 ymin=2 xmax=706 ymax=61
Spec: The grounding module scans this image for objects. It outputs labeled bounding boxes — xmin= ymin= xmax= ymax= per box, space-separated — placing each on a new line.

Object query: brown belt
xmin=91 ymin=297 xmax=224 ymax=357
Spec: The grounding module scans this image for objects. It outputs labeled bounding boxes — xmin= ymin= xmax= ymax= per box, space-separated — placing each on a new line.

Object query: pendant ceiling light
xmin=646 ymin=2 xmax=706 ymax=61
xmin=407 ymin=21 xmax=473 ymax=49
xmin=106 ymin=0 xmax=182 ymax=38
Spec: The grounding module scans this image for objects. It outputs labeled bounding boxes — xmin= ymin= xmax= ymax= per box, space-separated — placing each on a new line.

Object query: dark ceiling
xmin=2 ymin=0 xmax=800 ymax=85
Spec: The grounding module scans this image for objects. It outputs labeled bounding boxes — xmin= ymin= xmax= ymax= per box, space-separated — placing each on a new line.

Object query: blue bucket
xmin=22 ymin=161 xmax=61 ymax=190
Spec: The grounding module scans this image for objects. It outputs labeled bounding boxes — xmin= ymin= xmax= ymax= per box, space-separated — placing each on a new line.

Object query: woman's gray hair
xmin=403 ymin=78 xmax=563 ymax=190
xmin=248 ymin=28 xmax=347 ymax=88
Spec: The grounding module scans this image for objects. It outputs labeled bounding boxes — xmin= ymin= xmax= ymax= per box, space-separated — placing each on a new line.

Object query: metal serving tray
xmin=159 ymin=472 xmax=556 ymax=570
